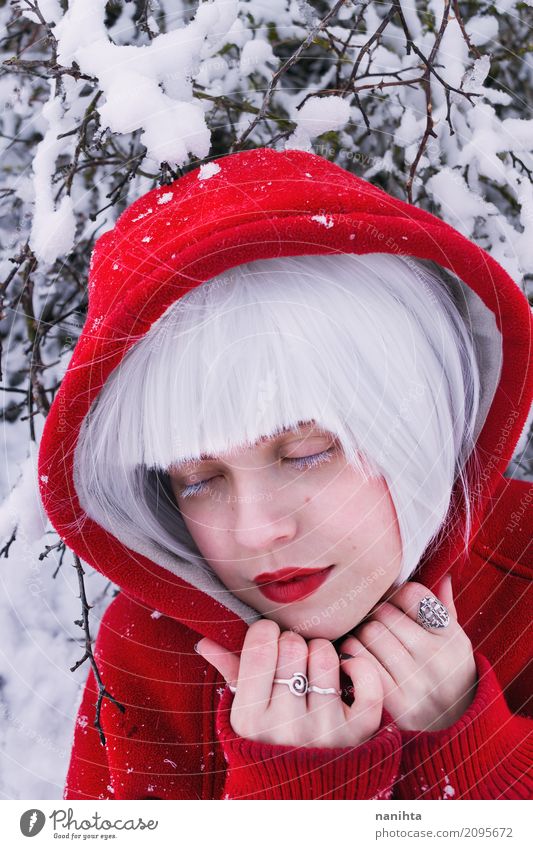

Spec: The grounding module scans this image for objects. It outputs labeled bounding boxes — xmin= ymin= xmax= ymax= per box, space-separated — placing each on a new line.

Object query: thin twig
xmin=70 ymin=554 xmax=126 ymax=746
xmin=0 ymin=527 xmax=17 ymax=558
xmin=230 ymin=0 xmax=348 ymax=152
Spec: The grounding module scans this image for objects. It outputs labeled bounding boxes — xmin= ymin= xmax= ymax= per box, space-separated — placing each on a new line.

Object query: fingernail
xmin=339 ymin=652 xmax=355 ymax=660
xmin=194 ymin=641 xmax=202 ymax=654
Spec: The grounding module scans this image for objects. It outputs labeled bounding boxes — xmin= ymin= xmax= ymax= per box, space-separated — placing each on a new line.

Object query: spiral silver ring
xmin=228 ymin=671 xmax=341 ymax=697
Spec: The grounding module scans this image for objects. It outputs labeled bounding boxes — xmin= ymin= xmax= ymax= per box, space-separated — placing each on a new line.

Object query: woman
xmin=38 ymin=147 xmax=533 ymax=799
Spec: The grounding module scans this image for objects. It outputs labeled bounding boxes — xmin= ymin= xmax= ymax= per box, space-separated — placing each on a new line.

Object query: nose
xmin=230 ymin=483 xmax=298 ymax=552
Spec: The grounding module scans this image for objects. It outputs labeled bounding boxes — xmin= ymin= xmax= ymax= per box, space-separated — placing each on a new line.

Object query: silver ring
xmin=228 ymin=671 xmax=341 ymax=697
xmin=417 ymin=595 xmax=450 ymax=630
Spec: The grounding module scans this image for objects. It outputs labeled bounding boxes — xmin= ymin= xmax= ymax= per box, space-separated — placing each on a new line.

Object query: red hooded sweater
xmin=38 ymin=148 xmax=532 ymax=800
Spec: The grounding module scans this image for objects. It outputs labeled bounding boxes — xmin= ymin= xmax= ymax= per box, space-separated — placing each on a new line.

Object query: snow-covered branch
xmin=0 ymin=0 xmax=531 ymax=797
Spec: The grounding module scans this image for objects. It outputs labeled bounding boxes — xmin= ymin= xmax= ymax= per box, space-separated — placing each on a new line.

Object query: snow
xmin=465 ymin=15 xmax=499 ymax=46
xmin=310 ymin=214 xmax=334 ymax=229
xmin=0 ymin=378 xmax=114 ymax=798
xmin=2 ymin=0 xmax=533 ymax=804
xmin=0 ymin=443 xmax=48 ymax=546
xmin=89 ymin=315 xmax=104 ymax=333
xmin=28 ymin=87 xmax=77 ymax=265
xmin=240 ymin=38 xmax=278 ymax=77
xmin=285 ymin=95 xmax=351 ymax=151
xmin=458 ymin=103 xmax=517 ymax=181
xmin=132 ymin=208 xmax=153 ymax=222
xmin=157 ymin=192 xmax=174 ymax=205
xmin=52 ymin=0 xmax=240 ymax=168
xmin=198 ymin=162 xmax=222 ymax=181
xmin=20 ymin=0 xmax=63 ymax=25
xmin=426 ymin=167 xmax=490 ymax=235
xmin=0 ymin=525 xmax=112 ymax=797
xmin=442 ymin=774 xmax=456 ymax=798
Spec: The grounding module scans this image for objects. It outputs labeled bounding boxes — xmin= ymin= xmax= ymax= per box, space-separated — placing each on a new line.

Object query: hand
xmin=338 ymin=575 xmax=478 ymax=731
xmin=196 ymin=619 xmax=384 ymax=748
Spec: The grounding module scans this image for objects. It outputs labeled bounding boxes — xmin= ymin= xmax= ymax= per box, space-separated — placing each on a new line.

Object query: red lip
xmin=254 ymin=566 xmax=331 ymax=583
xmin=255 ymin=566 xmax=334 ymax=603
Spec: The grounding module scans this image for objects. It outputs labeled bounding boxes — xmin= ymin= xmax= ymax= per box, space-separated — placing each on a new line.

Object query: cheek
xmin=179 ymin=504 xmax=212 ymax=549
xmin=180 ymin=505 xmax=232 ymax=569
xmin=329 ymin=478 xmax=400 ymax=547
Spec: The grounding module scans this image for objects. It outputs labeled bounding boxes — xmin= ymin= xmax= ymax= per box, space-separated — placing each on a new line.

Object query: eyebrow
xmin=182 ymin=422 xmax=325 ymax=465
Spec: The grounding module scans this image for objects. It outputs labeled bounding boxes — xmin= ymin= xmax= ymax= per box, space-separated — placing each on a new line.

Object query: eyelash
xmin=177 ymin=448 xmax=335 ymax=500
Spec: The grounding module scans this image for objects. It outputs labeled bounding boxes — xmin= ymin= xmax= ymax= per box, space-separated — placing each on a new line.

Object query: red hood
xmin=37 ymin=147 xmax=533 ymax=654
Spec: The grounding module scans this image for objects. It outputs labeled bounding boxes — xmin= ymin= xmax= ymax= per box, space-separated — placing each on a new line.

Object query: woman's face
xmin=169 ymin=421 xmax=402 ymax=640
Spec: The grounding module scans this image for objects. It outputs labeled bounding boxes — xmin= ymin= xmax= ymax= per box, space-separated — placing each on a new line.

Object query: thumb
xmin=195 ymin=638 xmax=241 ymax=687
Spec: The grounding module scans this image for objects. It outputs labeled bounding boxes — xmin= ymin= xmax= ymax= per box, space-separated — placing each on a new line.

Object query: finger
xmin=435 ymin=573 xmax=457 ymax=619
xmin=382 ymin=580 xmax=456 ymax=634
xmin=342 ymin=655 xmax=384 ymax=740
xmin=236 ymin=619 xmax=280 ymax=705
xmin=339 ymin=635 xmax=395 ymax=695
xmin=195 ymin=638 xmax=240 ymax=687
xmin=365 ymin=602 xmax=427 ymax=658
xmin=354 ymin=619 xmax=416 ymax=687
xmin=271 ymin=630 xmax=308 ymax=717
xmin=306 ymin=639 xmax=343 ymax=736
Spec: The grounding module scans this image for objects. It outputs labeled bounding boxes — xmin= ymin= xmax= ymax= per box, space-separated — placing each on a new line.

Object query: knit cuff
xmin=397 ymin=651 xmax=533 ymax=800
xmin=215 ymin=685 xmax=402 ymax=800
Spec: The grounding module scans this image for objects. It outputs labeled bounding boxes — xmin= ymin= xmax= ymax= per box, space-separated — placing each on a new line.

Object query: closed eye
xmin=176 ymin=448 xmax=335 ymax=500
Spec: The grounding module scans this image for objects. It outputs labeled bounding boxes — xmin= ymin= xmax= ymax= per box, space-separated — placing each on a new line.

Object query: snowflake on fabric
xmin=198 ymin=162 xmax=221 ymax=180
xmin=157 ymin=192 xmax=174 ymax=205
xmin=442 ymin=775 xmax=456 ymax=798
xmin=132 ymin=208 xmax=153 ymax=222
xmin=311 ymin=213 xmax=334 ymax=228
xmin=372 ymin=784 xmax=394 ymax=800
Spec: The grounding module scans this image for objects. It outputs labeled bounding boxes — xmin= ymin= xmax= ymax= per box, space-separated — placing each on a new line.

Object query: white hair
xmin=73 ymin=252 xmax=483 ymax=588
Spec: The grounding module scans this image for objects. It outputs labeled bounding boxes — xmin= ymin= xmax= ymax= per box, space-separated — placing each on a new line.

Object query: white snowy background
xmin=1 ymin=0 xmax=532 ymax=799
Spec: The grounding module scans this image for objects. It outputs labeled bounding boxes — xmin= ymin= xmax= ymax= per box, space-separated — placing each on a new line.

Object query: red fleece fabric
xmin=37 ymin=148 xmax=533 ymax=800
